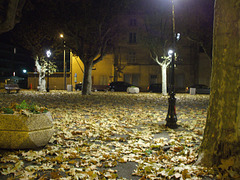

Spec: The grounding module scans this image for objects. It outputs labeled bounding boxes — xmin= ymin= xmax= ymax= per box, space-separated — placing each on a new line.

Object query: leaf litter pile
xmin=0 ymin=91 xmax=214 ymax=179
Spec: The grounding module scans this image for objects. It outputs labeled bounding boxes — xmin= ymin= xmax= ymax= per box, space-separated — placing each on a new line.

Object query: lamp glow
xmin=46 ymin=50 xmax=51 ymax=58
xmin=176 ymin=33 xmax=181 ymax=41
xmin=168 ymin=50 xmax=174 ymax=57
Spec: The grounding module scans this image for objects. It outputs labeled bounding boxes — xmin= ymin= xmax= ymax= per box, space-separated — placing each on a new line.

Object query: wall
xmin=28 ymin=72 xmax=71 ymax=90
xmin=198 ymin=53 xmax=211 ymax=86
xmin=92 ymin=54 xmax=114 ymax=86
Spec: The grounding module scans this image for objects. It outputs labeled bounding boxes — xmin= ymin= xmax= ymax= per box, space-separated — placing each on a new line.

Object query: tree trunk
xmin=0 ymin=0 xmax=18 ymax=34
xmin=196 ymin=0 xmax=240 ymax=174
xmin=35 ymin=57 xmax=46 ymax=92
xmin=162 ymin=64 xmax=168 ymax=96
xmin=82 ymin=61 xmax=93 ymax=95
xmin=39 ymin=72 xmax=46 ymax=92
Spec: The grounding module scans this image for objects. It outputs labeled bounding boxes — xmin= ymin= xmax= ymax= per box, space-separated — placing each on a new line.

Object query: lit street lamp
xmin=166 ymin=0 xmax=178 ymax=129
xmin=60 ymin=34 xmax=66 ymax=90
xmin=46 ymin=50 xmax=51 ymax=92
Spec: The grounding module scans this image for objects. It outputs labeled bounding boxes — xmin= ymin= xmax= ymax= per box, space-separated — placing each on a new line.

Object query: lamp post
xmin=46 ymin=50 xmax=51 ymax=92
xmin=60 ymin=34 xmax=66 ymax=90
xmin=166 ymin=0 xmax=178 ymax=129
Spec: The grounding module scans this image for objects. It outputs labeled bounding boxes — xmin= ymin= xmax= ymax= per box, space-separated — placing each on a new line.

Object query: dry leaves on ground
xmin=0 ymin=91 xmax=214 ymax=179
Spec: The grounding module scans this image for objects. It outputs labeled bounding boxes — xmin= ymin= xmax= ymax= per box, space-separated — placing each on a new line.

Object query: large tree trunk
xmin=162 ymin=64 xmax=168 ymax=96
xmin=196 ymin=0 xmax=240 ymax=175
xmin=82 ymin=61 xmax=93 ymax=95
xmin=0 ymin=0 xmax=25 ymax=34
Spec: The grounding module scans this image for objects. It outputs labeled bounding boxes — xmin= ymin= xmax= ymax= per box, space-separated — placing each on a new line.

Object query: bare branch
xmin=150 ymin=51 xmax=163 ymax=66
xmin=186 ymin=36 xmax=212 ymax=61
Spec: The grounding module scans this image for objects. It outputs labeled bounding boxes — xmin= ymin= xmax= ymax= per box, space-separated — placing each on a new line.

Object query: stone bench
xmin=4 ymin=84 xmax=20 ymax=94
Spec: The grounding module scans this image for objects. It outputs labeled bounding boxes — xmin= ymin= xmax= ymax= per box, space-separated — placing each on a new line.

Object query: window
xmin=129 ymin=32 xmax=136 ymax=44
xmin=124 ymin=74 xmax=140 ymax=86
xmin=128 ymin=51 xmax=136 ymax=63
xmin=150 ymin=75 xmax=157 ymax=79
xmin=130 ymin=18 xmax=137 ymax=26
xmin=150 ymin=75 xmax=158 ymax=84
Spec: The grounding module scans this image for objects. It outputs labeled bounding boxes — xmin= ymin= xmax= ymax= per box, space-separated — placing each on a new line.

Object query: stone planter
xmin=0 ymin=112 xmax=54 ymax=149
xmin=127 ymin=87 xmax=140 ymax=94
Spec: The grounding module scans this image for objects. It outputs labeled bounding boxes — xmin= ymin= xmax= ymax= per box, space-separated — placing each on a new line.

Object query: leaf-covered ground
xmin=0 ymin=90 xmax=215 ymax=179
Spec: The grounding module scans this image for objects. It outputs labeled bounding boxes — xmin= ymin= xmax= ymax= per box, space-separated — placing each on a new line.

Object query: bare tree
xmin=143 ymin=8 xmax=173 ymax=95
xmin=57 ymin=0 xmax=126 ymax=95
xmin=150 ymin=52 xmax=171 ymax=95
xmin=35 ymin=56 xmax=57 ymax=91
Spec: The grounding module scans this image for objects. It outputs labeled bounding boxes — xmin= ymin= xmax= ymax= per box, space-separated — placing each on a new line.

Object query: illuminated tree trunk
xmin=150 ymin=55 xmax=171 ymax=96
xmin=35 ymin=57 xmax=46 ymax=92
xmin=162 ymin=64 xmax=168 ymax=96
xmin=197 ymin=0 xmax=240 ymax=175
xmin=35 ymin=56 xmax=57 ymax=92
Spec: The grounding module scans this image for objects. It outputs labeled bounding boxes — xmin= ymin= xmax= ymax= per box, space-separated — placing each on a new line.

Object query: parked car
xmin=108 ymin=81 xmax=133 ymax=92
xmin=75 ymin=83 xmax=82 ymax=91
xmin=147 ymin=83 xmax=162 ymax=93
xmin=185 ymin=84 xmax=210 ymax=94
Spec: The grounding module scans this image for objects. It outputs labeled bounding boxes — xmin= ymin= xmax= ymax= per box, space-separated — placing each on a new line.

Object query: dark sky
xmin=0 ymin=0 xmax=214 ymax=77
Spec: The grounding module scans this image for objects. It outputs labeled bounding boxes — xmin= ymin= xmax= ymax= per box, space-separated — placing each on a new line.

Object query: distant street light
xmin=46 ymin=50 xmax=51 ymax=92
xmin=46 ymin=50 xmax=51 ymax=58
xmin=60 ymin=34 xmax=66 ymax=90
xmin=168 ymin=49 xmax=174 ymax=57
xmin=23 ymin=69 xmax=27 ymax=74
xmin=166 ymin=0 xmax=178 ymax=129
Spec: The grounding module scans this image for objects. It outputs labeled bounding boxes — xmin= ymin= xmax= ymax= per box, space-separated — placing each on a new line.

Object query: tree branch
xmin=150 ymin=51 xmax=163 ymax=66
xmin=186 ymin=36 xmax=212 ymax=61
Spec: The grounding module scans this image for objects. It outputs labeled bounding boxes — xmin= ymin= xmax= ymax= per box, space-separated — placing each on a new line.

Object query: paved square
xmin=0 ymin=91 xmax=212 ymax=179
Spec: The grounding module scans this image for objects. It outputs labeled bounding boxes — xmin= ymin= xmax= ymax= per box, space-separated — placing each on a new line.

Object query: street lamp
xmin=60 ymin=33 xmax=66 ymax=90
xmin=166 ymin=0 xmax=178 ymax=129
xmin=46 ymin=50 xmax=51 ymax=92
xmin=168 ymin=49 xmax=174 ymax=57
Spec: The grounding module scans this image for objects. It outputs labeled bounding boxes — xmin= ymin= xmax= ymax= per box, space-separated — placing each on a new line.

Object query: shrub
xmin=0 ymin=100 xmax=48 ymax=114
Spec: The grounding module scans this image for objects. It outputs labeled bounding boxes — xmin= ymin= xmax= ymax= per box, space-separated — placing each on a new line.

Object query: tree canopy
xmin=53 ymin=0 xmax=130 ymax=94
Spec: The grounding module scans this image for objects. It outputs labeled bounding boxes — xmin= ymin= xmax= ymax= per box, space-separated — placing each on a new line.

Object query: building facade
xmin=28 ymin=7 xmax=212 ymax=92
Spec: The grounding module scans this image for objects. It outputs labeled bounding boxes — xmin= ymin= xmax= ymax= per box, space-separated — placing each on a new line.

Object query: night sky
xmin=0 ymin=0 xmax=214 ymax=78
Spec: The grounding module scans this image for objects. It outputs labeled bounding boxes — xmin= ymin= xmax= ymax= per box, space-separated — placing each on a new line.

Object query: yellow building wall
xmin=92 ymin=54 xmax=114 ymax=85
xmin=123 ymin=65 xmax=162 ymax=91
xmin=71 ymin=54 xmax=84 ymax=86
xmin=71 ymin=53 xmax=114 ymax=87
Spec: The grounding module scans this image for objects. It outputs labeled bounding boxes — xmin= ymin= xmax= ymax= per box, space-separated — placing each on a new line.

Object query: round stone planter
xmin=127 ymin=87 xmax=140 ymax=94
xmin=0 ymin=112 xmax=54 ymax=149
